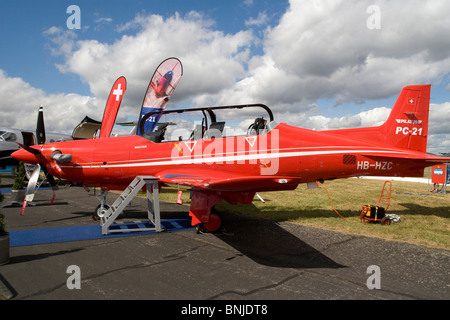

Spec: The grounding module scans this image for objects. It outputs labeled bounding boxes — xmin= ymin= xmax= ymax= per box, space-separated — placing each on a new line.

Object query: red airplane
xmin=151 ymin=70 xmax=174 ymax=98
xmin=12 ymin=70 xmax=450 ymax=232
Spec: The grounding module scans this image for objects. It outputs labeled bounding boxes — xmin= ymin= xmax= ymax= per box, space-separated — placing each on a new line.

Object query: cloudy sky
xmin=0 ymin=0 xmax=449 ymax=153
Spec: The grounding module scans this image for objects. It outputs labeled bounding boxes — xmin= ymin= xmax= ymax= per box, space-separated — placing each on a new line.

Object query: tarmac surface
xmin=1 ymin=172 xmax=449 ymax=304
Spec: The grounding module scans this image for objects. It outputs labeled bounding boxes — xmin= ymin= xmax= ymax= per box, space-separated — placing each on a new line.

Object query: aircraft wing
xmin=155 ymin=169 xmax=302 ymax=192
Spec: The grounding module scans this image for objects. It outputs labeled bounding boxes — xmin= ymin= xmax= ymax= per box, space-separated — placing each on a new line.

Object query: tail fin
xmin=380 ymin=84 xmax=430 ymax=152
xmin=325 ymin=85 xmax=431 ymax=153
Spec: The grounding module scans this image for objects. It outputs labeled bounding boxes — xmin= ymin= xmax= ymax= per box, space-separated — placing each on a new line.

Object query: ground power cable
xmin=320 ymin=181 xmax=351 ymax=222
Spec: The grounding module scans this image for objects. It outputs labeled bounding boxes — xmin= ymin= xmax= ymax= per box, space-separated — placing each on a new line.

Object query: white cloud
xmin=303 ymin=107 xmax=391 ymax=131
xmin=43 ymin=27 xmax=77 ymax=57
xmin=0 ymin=70 xmax=99 ymax=134
xmin=428 ymin=102 xmax=450 ymax=153
xmin=95 ymin=17 xmax=113 ymax=24
xmin=43 ymin=2 xmax=450 ymax=116
xmin=245 ymin=12 xmax=269 ymax=27
xmin=211 ymin=0 xmax=450 ymax=112
xmin=49 ymin=12 xmax=253 ymax=123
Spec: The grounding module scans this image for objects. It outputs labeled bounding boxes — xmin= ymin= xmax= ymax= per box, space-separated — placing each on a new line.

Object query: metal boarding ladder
xmin=100 ymin=176 xmax=162 ymax=235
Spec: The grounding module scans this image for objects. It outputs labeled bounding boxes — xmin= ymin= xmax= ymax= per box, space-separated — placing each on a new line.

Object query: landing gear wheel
xmin=93 ymin=204 xmax=110 ymax=221
xmin=196 ymin=210 xmax=223 ymax=233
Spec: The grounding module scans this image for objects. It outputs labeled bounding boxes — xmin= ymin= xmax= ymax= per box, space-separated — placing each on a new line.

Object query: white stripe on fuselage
xmin=64 ymin=148 xmax=404 ymax=169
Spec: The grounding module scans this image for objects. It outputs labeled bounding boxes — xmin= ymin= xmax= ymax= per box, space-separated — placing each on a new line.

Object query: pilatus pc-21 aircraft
xmin=12 ymin=57 xmax=450 ymax=232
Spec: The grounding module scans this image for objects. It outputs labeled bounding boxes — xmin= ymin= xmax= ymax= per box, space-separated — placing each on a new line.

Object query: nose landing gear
xmin=92 ymin=189 xmax=109 ymax=221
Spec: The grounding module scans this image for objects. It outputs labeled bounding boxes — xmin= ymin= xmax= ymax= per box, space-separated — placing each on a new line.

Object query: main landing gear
xmin=190 ymin=190 xmax=254 ymax=234
xmin=196 ymin=207 xmax=223 ymax=233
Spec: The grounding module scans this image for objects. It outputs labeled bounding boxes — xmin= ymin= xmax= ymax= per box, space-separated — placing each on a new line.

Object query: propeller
xmin=18 ymin=106 xmax=59 ymax=214
xmin=25 ymin=164 xmax=41 ymax=203
xmin=35 ymin=105 xmax=58 ymax=189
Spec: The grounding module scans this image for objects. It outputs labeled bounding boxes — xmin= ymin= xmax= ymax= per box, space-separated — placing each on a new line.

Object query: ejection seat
xmin=247 ymin=117 xmax=267 ymax=135
xmin=142 ymin=123 xmax=169 ymax=143
xmin=203 ymin=121 xmax=225 ymax=139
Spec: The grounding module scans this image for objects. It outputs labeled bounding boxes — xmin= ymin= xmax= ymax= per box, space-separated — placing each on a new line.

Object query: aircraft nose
xmin=11 ymin=148 xmax=40 ymax=164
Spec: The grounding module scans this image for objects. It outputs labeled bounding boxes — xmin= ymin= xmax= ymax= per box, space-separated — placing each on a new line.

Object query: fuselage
xmin=10 ymin=83 xmax=450 ymax=232
xmin=19 ymin=122 xmax=433 ymax=191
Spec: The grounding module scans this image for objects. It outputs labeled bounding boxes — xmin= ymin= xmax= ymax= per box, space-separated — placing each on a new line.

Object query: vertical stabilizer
xmin=324 ymin=85 xmax=432 ymax=152
xmin=380 ymin=84 xmax=430 ymax=152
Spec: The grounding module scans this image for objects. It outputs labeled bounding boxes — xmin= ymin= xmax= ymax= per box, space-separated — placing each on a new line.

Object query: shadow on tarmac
xmin=8 ymin=248 xmax=83 ymax=265
xmin=113 ymin=204 xmax=344 ymax=270
xmin=214 ymin=214 xmax=344 ymax=269
xmin=85 ymin=204 xmax=345 ymax=270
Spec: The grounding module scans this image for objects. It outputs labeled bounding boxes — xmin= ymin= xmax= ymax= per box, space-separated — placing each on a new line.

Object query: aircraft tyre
xmin=197 ymin=209 xmax=223 ymax=233
xmin=93 ymin=204 xmax=110 ymax=221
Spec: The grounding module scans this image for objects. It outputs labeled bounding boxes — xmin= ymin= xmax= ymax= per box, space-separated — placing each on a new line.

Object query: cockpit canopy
xmin=138 ymin=104 xmax=277 ymax=143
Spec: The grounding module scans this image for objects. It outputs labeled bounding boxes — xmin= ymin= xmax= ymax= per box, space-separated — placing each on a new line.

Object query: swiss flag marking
xmin=113 ymin=83 xmax=124 ymax=101
xmin=407 ymin=97 xmax=416 ymax=105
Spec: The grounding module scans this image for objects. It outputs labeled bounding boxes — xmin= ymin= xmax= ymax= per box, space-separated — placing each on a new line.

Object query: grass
xmin=157 ymin=177 xmax=450 ymax=250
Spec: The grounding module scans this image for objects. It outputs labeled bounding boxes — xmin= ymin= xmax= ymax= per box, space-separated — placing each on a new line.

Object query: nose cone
xmin=11 ymin=148 xmax=40 ymax=164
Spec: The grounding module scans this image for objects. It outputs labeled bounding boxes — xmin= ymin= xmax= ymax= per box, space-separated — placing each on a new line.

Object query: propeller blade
xmin=16 ymin=143 xmax=41 ymax=156
xmin=36 ymin=105 xmax=46 ymax=144
xmin=25 ymin=164 xmax=41 ymax=203
xmin=34 ymin=105 xmax=59 ymax=190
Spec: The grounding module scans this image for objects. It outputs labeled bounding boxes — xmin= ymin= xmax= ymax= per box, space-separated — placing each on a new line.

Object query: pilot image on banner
xmin=138 ymin=58 xmax=183 ymax=136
